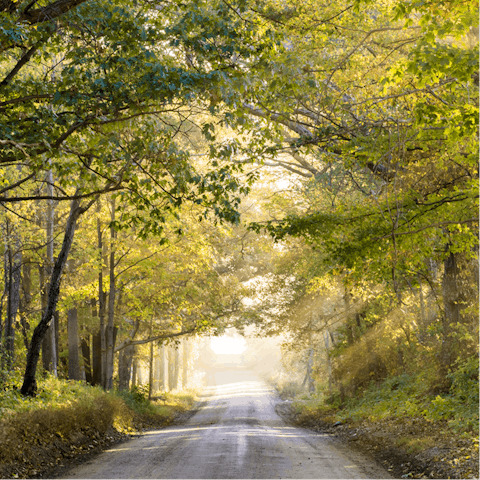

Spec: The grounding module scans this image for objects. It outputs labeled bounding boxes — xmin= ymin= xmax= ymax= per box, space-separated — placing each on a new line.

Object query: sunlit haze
xmin=210 ymin=335 xmax=247 ymax=354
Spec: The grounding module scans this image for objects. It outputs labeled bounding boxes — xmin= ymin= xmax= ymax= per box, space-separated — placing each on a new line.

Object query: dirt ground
xmin=275 ymin=401 xmax=479 ymax=479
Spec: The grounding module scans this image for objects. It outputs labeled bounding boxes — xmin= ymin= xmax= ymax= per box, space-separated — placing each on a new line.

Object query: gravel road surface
xmin=63 ymin=369 xmax=390 ymax=478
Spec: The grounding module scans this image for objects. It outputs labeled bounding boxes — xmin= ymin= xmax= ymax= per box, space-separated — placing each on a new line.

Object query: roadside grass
xmin=266 ymin=370 xmax=308 ymax=399
xmin=0 ymin=370 xmax=199 ymax=478
xmin=292 ymin=358 xmax=479 ymax=438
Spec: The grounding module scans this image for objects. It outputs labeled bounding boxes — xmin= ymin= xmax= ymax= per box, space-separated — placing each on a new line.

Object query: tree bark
xmin=106 ymin=197 xmax=116 ymax=390
xmin=21 ymin=197 xmax=93 ymax=396
xmin=168 ymin=347 xmax=175 ymax=391
xmin=81 ymin=335 xmax=92 ymax=384
xmin=0 ymin=247 xmax=7 ymax=366
xmin=67 ymin=307 xmax=80 ymax=380
xmin=19 ymin=258 xmax=32 ymax=350
xmin=118 ymin=344 xmax=133 ymax=390
xmin=440 ymin=250 xmax=461 ymax=376
xmin=131 ymin=348 xmax=138 ymax=387
xmin=174 ymin=347 xmax=180 ymax=390
xmin=97 ymin=200 xmax=107 ymax=389
xmin=4 ymin=225 xmax=21 ymax=370
xmin=92 ymin=329 xmax=102 ymax=385
xmin=148 ymin=317 xmax=154 ymax=400
xmin=323 ymin=331 xmax=333 ymax=395
xmin=39 ymin=263 xmax=50 ymax=371
xmin=159 ymin=346 xmax=166 ymax=391
xmin=302 ymin=348 xmax=314 ymax=392
xmin=153 ymin=349 xmax=160 ymax=393
xmin=43 ymin=168 xmax=58 ymax=376
xmin=182 ymin=338 xmax=189 ymax=388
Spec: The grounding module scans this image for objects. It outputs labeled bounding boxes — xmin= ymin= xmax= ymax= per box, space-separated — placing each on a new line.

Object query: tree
xmin=1 ymin=0 xmax=279 ymax=395
xmin=228 ymin=0 xmax=479 ymax=396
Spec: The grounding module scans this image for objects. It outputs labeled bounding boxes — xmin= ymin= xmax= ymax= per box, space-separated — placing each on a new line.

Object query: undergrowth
xmin=0 ymin=371 xmax=199 ymax=477
xmin=292 ymin=356 xmax=479 ymax=438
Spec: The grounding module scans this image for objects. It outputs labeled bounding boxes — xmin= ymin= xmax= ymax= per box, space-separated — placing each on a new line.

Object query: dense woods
xmin=0 ymin=0 xmax=478 ymax=452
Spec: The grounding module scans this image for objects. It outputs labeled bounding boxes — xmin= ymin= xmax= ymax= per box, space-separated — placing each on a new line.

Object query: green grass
xmin=293 ymin=357 xmax=479 ymax=437
xmin=0 ymin=369 xmax=106 ymax=419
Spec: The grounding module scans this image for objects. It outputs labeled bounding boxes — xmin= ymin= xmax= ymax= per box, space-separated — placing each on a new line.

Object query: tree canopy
xmin=0 ymin=0 xmax=477 ymax=399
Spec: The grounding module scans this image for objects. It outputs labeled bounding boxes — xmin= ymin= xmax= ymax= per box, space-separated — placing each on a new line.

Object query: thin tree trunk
xmin=302 ymin=348 xmax=314 ymax=392
xmin=106 ymin=197 xmax=116 ymax=390
xmin=148 ymin=318 xmax=154 ymax=400
xmin=5 ymin=225 xmax=21 ymax=370
xmin=19 ymin=259 xmax=31 ymax=350
xmin=97 ymin=200 xmax=106 ymax=388
xmin=67 ymin=307 xmax=80 ymax=380
xmin=131 ymin=348 xmax=138 ymax=387
xmin=159 ymin=346 xmax=166 ymax=391
xmin=118 ymin=344 xmax=133 ymax=390
xmin=81 ymin=336 xmax=92 ymax=384
xmin=182 ymin=338 xmax=188 ymax=388
xmin=40 ymin=264 xmax=50 ymax=371
xmin=92 ymin=330 xmax=102 ymax=385
xmin=0 ymin=246 xmax=8 ymax=368
xmin=417 ymin=274 xmax=427 ymax=327
xmin=45 ymin=168 xmax=57 ymax=377
xmin=168 ymin=347 xmax=175 ymax=391
xmin=323 ymin=331 xmax=332 ymax=395
xmin=174 ymin=347 xmax=180 ymax=390
xmin=153 ymin=348 xmax=160 ymax=393
xmin=21 ymin=197 xmax=93 ymax=396
xmin=343 ymin=290 xmax=355 ymax=345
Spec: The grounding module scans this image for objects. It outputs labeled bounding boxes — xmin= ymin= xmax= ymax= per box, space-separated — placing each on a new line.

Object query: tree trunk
xmin=19 ymin=258 xmax=32 ymax=351
xmin=44 ymin=168 xmax=57 ymax=377
xmin=0 ymin=247 xmax=8 ymax=369
xmin=174 ymin=347 xmax=180 ymax=389
xmin=67 ymin=307 xmax=80 ymax=380
xmin=159 ymin=346 xmax=166 ymax=391
xmin=21 ymin=197 xmax=91 ymax=396
xmin=153 ymin=349 xmax=160 ymax=393
xmin=92 ymin=329 xmax=102 ymax=386
xmin=81 ymin=336 xmax=92 ymax=384
xmin=118 ymin=344 xmax=133 ymax=391
xmin=168 ymin=347 xmax=175 ymax=391
xmin=131 ymin=347 xmax=138 ymax=387
xmin=323 ymin=331 xmax=333 ymax=395
xmin=4 ymin=226 xmax=22 ymax=370
xmin=182 ymin=338 xmax=189 ymax=388
xmin=302 ymin=348 xmax=314 ymax=392
xmin=106 ymin=197 xmax=116 ymax=390
xmin=343 ymin=290 xmax=355 ymax=345
xmin=97 ymin=202 xmax=107 ymax=389
xmin=39 ymin=263 xmax=50 ymax=371
xmin=440 ymin=250 xmax=461 ymax=376
xmin=148 ymin=330 xmax=154 ymax=400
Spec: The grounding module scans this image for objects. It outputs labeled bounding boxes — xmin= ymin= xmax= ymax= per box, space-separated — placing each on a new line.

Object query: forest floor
xmin=275 ymin=400 xmax=479 ymax=479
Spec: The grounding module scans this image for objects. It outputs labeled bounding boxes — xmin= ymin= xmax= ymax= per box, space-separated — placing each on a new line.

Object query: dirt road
xmin=63 ymin=370 xmax=390 ymax=478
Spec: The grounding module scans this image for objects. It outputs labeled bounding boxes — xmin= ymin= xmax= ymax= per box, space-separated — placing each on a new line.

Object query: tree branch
xmin=19 ymin=0 xmax=89 ymax=24
xmin=114 ymin=327 xmax=197 ymax=352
